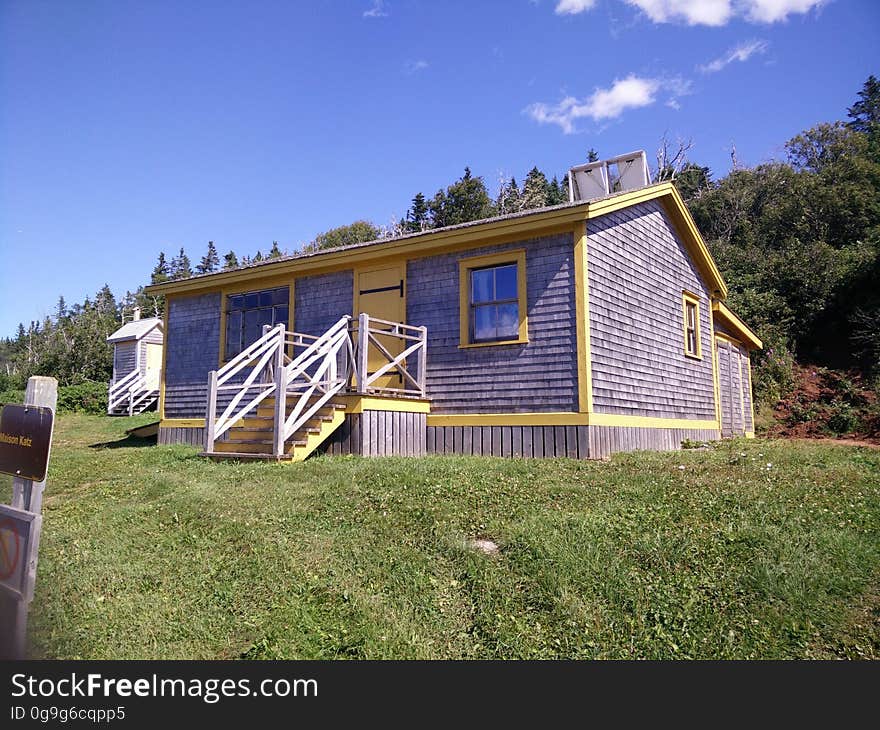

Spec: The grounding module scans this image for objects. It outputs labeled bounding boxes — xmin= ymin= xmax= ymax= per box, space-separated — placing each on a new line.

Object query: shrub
xmin=0 ymin=388 xmax=25 ymax=406
xmin=826 ymin=400 xmax=859 ymax=435
xmin=57 ymin=381 xmax=107 ymax=414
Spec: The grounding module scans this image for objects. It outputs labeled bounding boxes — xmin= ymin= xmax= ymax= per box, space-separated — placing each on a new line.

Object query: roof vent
xmin=568 ymin=150 xmax=650 ymax=202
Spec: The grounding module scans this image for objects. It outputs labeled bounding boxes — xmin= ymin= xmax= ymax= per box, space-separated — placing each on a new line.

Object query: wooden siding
xmin=587 ymin=200 xmax=716 ymax=420
xmin=319 ymin=411 xmax=427 ymax=457
xmin=164 ymin=293 xmax=221 ymax=419
xmin=426 ymin=425 xmax=718 ymax=458
xmin=137 ymin=328 xmax=164 ymax=377
xmin=294 ymin=270 xmax=353 ymax=336
xmin=740 ymin=348 xmax=754 ymax=432
xmin=407 ymin=233 xmax=578 ymax=414
xmin=717 ymin=338 xmax=748 ymax=436
xmin=113 ymin=342 xmax=136 ymax=382
xmin=158 ymin=426 xmax=205 ymax=447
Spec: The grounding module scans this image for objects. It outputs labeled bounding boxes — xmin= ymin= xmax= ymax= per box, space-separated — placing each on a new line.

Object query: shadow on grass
xmin=89 ymin=435 xmax=157 ymax=450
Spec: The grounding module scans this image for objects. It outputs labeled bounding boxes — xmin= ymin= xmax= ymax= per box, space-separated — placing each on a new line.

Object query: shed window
xmin=682 ymin=292 xmax=701 ymax=359
xmin=458 ymin=249 xmax=528 ymax=348
xmin=224 ymin=286 xmax=289 ymax=360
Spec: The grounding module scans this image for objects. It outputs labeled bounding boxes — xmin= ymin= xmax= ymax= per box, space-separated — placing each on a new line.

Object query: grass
xmin=2 ymin=414 xmax=878 ymax=660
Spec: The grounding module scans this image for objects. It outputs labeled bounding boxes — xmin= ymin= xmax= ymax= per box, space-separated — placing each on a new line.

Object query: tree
xmin=654 ymin=134 xmax=693 ymax=182
xmin=405 ymin=193 xmax=430 ymax=233
xmin=171 ymin=247 xmax=193 ymax=280
xmin=520 ymin=167 xmax=549 ymax=211
xmin=197 ymin=241 xmax=220 ymax=274
xmin=847 ymin=74 xmax=880 ymax=136
xmin=429 ymin=168 xmax=494 ymax=228
xmin=674 ymin=163 xmax=713 ymax=201
xmin=223 ymin=251 xmax=239 ymax=269
xmin=304 ymin=220 xmax=381 ymax=252
xmin=151 ymin=252 xmax=170 ymax=285
xmin=55 ymin=296 xmax=67 ymax=321
xmin=496 ymin=177 xmax=521 ymax=215
xmin=587 ymin=148 xmax=599 ymax=163
xmin=547 ymin=176 xmax=565 ymax=205
xmin=268 ymin=241 xmax=283 ymax=258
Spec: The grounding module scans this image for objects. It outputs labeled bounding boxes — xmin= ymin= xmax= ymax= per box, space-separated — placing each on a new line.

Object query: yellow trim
xmin=745 ymin=431 xmax=755 ymax=439
xmin=714 ymin=331 xmax=743 ymax=346
xmin=146 ymin=183 xmax=728 ymax=304
xmin=340 ymin=395 xmax=431 ymax=414
xmin=574 ymin=221 xmax=593 ymax=413
xmin=218 ymin=276 xmax=295 ymax=366
xmin=426 ymin=412 xmax=718 ymax=429
xmin=712 ymin=301 xmax=762 ymax=350
xmin=159 ymin=418 xmax=206 ymax=428
xmin=158 ymin=294 xmax=172 ymax=420
xmin=291 ymin=407 xmax=346 ymax=462
xmin=458 ymin=249 xmax=528 ymax=348
xmin=709 ymin=301 xmax=722 ymax=429
xmin=586 ymin=413 xmax=718 ymax=430
xmin=682 ymin=290 xmax=702 ymax=360
xmin=745 ymin=350 xmax=756 ymax=430
xmin=352 ymin=260 xmax=407 ymax=322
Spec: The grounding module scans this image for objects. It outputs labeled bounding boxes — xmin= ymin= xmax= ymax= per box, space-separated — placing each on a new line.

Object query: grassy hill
xmin=2 ymin=414 xmax=878 ymax=660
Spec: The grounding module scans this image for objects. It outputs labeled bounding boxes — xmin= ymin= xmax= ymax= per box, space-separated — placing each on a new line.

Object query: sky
xmin=1 ymin=0 xmax=877 ymax=338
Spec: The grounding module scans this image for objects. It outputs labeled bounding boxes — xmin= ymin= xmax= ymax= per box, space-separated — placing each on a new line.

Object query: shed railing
xmin=108 ymin=369 xmax=155 ymax=415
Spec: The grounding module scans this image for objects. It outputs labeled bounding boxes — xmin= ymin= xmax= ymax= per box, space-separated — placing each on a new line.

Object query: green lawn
xmin=3 ymin=414 xmax=879 ymax=660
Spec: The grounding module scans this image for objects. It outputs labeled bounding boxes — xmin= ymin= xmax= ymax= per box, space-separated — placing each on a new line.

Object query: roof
xmin=145 ymin=181 xmax=729 ymax=300
xmin=712 ymin=302 xmax=763 ymax=350
xmin=106 ymin=317 xmax=163 ymax=344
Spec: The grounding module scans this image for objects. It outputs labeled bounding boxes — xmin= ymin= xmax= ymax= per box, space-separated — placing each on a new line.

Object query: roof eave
xmin=712 ymin=301 xmax=763 ymax=350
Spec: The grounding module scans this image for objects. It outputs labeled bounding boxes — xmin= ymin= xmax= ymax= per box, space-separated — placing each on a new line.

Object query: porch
xmin=201 ymin=313 xmax=429 ymax=461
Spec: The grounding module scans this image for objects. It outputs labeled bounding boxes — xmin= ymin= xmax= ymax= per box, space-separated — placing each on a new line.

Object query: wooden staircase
xmin=203 ymin=394 xmax=347 ymax=462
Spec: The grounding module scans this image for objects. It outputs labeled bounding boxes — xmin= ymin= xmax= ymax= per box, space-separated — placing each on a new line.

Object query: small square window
xmin=459 ymin=250 xmax=528 ymax=348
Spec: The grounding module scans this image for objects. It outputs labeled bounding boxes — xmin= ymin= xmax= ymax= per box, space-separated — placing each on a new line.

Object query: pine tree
xmin=520 ymin=167 xmax=549 ymax=211
xmin=151 ymin=252 xmax=170 ymax=284
xmin=546 ymin=176 xmax=565 ymax=205
xmin=223 ymin=251 xmax=239 ymax=269
xmin=847 ymin=75 xmax=880 ymax=136
xmin=405 ymin=193 xmax=429 ymax=233
xmin=587 ymin=148 xmax=599 ymax=162
xmin=172 ymin=247 xmax=193 ymax=279
xmin=496 ymin=177 xmax=521 ymax=215
xmin=253 ymin=251 xmax=263 ymax=263
xmin=268 ymin=241 xmax=283 ymax=258
xmin=429 ymin=168 xmax=494 ymax=228
xmin=55 ymin=296 xmax=67 ymax=321
xmin=197 ymin=241 xmax=220 ymax=274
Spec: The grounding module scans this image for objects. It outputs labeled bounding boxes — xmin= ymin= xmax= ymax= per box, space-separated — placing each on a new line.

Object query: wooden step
xmin=200 ymin=451 xmax=294 ymax=462
xmin=213 ymin=439 xmax=306 ymax=454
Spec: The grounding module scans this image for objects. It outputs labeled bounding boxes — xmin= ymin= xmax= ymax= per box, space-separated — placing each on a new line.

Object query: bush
xmin=752 ymin=344 xmax=796 ymax=407
xmin=57 ymin=381 xmax=107 ymax=414
xmin=826 ymin=400 xmax=859 ymax=435
xmin=0 ymin=388 xmax=25 ymax=406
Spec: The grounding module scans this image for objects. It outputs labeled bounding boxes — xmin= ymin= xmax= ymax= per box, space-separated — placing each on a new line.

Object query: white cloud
xmin=527 ymin=74 xmax=689 ymax=133
xmin=744 ymin=0 xmax=826 ymax=23
xmin=699 ymin=39 xmax=768 ymax=73
xmin=555 ymin=0 xmax=826 ymax=25
xmin=404 ymin=59 xmax=428 ymax=74
xmin=363 ymin=0 xmax=388 ymax=18
xmin=555 ymin=0 xmax=597 ymax=15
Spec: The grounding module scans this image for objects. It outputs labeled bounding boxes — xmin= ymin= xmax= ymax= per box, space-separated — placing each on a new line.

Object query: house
xmin=144 ymin=152 xmax=761 ymax=460
xmin=106 ymin=308 xmax=163 ymax=415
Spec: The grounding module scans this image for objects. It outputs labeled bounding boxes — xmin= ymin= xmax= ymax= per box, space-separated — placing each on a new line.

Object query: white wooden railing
xmin=108 ymin=369 xmax=155 ymax=415
xmin=204 ymin=313 xmax=428 ymax=456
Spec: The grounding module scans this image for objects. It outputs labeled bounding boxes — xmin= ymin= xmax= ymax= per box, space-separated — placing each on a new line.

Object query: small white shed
xmin=106 ymin=308 xmax=164 ymax=415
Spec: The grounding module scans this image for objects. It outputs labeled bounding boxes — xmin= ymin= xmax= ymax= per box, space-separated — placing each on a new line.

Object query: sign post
xmin=0 ymin=376 xmax=57 ymax=659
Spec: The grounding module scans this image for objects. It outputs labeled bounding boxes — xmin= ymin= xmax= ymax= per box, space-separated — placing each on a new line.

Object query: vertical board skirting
xmin=158 ymin=426 xmax=206 ymax=447
xmin=318 ymin=411 xmax=427 ymax=457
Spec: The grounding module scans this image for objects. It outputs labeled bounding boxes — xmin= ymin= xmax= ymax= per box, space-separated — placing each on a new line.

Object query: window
xmin=224 ymin=285 xmax=289 ymax=360
xmin=682 ymin=291 xmax=701 ymax=359
xmin=458 ymin=250 xmax=528 ymax=347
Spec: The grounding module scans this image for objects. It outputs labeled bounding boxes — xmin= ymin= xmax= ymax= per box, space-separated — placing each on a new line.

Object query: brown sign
xmin=0 ymin=404 xmax=54 ymax=482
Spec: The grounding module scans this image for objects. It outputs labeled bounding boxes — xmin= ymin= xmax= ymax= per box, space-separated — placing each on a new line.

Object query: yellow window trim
xmin=682 ymin=290 xmax=702 ymax=360
xmin=458 ymin=249 xmax=528 ymax=348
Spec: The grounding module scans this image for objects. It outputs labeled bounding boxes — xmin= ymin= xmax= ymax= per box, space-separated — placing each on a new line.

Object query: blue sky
xmin=1 ymin=0 xmax=877 ymax=337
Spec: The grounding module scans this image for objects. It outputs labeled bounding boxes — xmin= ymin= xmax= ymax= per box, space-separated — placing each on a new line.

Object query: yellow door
xmin=145 ymin=343 xmax=162 ymax=390
xmin=354 ymin=264 xmax=405 ymax=391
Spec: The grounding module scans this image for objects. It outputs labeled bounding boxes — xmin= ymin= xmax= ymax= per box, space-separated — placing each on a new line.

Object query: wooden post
xmin=357 ymin=313 xmax=370 ymax=394
xmin=205 ymin=370 xmax=218 ymax=452
xmin=4 ymin=376 xmax=57 ymax=659
xmin=418 ymin=326 xmax=428 ymax=398
xmin=273 ymin=324 xmax=286 ymax=457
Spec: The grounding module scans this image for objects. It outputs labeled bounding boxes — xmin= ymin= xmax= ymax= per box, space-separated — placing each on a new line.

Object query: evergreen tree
xmin=547 ymin=176 xmax=565 ymax=205
xmin=496 ymin=177 xmax=521 ymax=215
xmin=151 ymin=252 xmax=170 ymax=284
xmin=268 ymin=241 xmax=283 ymax=258
xmin=55 ymin=296 xmax=67 ymax=321
xmin=587 ymin=148 xmax=599 ymax=163
xmin=847 ymin=75 xmax=880 ymax=136
xmin=172 ymin=247 xmax=193 ymax=279
xmin=253 ymin=251 xmax=263 ymax=263
xmin=305 ymin=221 xmax=380 ymax=252
xmin=197 ymin=241 xmax=220 ymax=274
xmin=520 ymin=167 xmax=550 ymax=211
xmin=428 ymin=168 xmax=494 ymax=228
xmin=223 ymin=251 xmax=239 ymax=269
xmin=405 ymin=193 xmax=430 ymax=233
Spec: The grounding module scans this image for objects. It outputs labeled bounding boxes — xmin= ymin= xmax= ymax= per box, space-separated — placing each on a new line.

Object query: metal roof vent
xmin=568 ymin=150 xmax=650 ymax=202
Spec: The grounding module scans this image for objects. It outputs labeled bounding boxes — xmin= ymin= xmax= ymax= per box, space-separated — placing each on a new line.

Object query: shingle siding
xmin=587 ymin=200 xmax=716 ymax=420
xmin=113 ymin=342 xmax=136 ymax=381
xmin=294 ymin=271 xmax=353 ymax=335
xmin=408 ymin=233 xmax=577 ymax=414
xmin=164 ymin=293 xmax=221 ymax=419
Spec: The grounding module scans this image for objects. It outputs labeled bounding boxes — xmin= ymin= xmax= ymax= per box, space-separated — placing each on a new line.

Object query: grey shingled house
xmin=145 ymin=152 xmax=761 ymax=461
